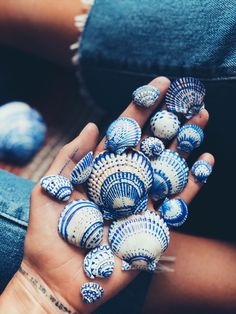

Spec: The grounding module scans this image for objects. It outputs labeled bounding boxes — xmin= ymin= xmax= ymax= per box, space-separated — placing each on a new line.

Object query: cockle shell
xmin=83 ymin=245 xmax=115 ymax=279
xmin=58 ymin=199 xmax=104 ymax=249
xmin=105 ymin=117 xmax=141 ymax=153
xmin=150 ymin=150 xmax=189 ymax=200
xmin=132 ymin=85 xmax=160 ymax=108
xmin=108 ymin=210 xmax=170 ymax=272
xmin=159 ymin=198 xmax=188 ymax=227
xmin=177 ymin=124 xmax=204 ymax=153
xmin=166 ymin=77 xmax=206 ymax=119
xmin=70 ymin=151 xmax=94 ymax=185
xmin=150 ymin=110 xmax=181 ymax=140
xmin=80 ymin=282 xmax=104 ymax=304
xmin=140 ymin=137 xmax=165 ymax=159
xmin=40 ymin=175 xmax=73 ymax=201
xmin=87 ymin=150 xmax=153 ymax=220
xmin=191 ymin=160 xmax=212 ymax=183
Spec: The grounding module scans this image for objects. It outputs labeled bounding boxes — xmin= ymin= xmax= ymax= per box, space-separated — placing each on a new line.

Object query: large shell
xmin=159 ymin=198 xmax=188 ymax=227
xmin=70 ymin=151 xmax=94 ymax=185
xmin=58 ymin=199 xmax=104 ymax=249
xmin=40 ymin=175 xmax=73 ymax=201
xmin=140 ymin=137 xmax=165 ymax=159
xmin=150 ymin=150 xmax=189 ymax=200
xmin=108 ymin=210 xmax=170 ymax=272
xmin=87 ymin=150 xmax=153 ymax=220
xmin=150 ymin=110 xmax=180 ymax=140
xmin=80 ymin=282 xmax=104 ymax=304
xmin=105 ymin=117 xmax=141 ymax=153
xmin=166 ymin=77 xmax=206 ymax=119
xmin=191 ymin=160 xmax=212 ymax=183
xmin=83 ymin=245 xmax=115 ymax=279
xmin=132 ymin=85 xmax=160 ymax=108
xmin=177 ymin=124 xmax=204 ymax=153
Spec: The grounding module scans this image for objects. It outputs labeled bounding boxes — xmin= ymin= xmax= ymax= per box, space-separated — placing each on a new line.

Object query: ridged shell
xmin=132 ymin=85 xmax=160 ymax=108
xmin=40 ymin=175 xmax=73 ymax=201
xmin=58 ymin=199 xmax=104 ymax=249
xmin=159 ymin=198 xmax=188 ymax=227
xmin=108 ymin=210 xmax=170 ymax=272
xmin=83 ymin=245 xmax=115 ymax=279
xmin=166 ymin=77 xmax=206 ymax=119
xmin=150 ymin=150 xmax=189 ymax=200
xmin=70 ymin=151 xmax=94 ymax=185
xmin=177 ymin=124 xmax=204 ymax=153
xmin=140 ymin=137 xmax=165 ymax=159
xmin=87 ymin=150 xmax=153 ymax=220
xmin=80 ymin=282 xmax=104 ymax=304
xmin=105 ymin=117 xmax=141 ymax=153
xmin=191 ymin=160 xmax=212 ymax=183
xmin=150 ymin=110 xmax=180 ymax=140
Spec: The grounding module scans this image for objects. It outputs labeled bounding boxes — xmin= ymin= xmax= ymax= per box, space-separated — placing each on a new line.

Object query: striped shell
xmin=40 ymin=175 xmax=73 ymax=201
xmin=191 ymin=160 xmax=212 ymax=183
xmin=132 ymin=85 xmax=160 ymax=108
xmin=70 ymin=151 xmax=94 ymax=185
xmin=80 ymin=282 xmax=104 ymax=304
xmin=140 ymin=137 xmax=165 ymax=159
xmin=159 ymin=198 xmax=188 ymax=227
xmin=177 ymin=124 xmax=204 ymax=153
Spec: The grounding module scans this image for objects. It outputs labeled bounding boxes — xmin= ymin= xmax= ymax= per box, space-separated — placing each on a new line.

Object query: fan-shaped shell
xmin=132 ymin=85 xmax=160 ymax=108
xmin=40 ymin=175 xmax=73 ymax=201
xmin=177 ymin=124 xmax=204 ymax=153
xmin=150 ymin=110 xmax=180 ymax=140
xmin=159 ymin=198 xmax=188 ymax=227
xmin=191 ymin=160 xmax=212 ymax=183
xmin=108 ymin=210 xmax=170 ymax=272
xmin=80 ymin=282 xmax=104 ymax=304
xmin=70 ymin=151 xmax=94 ymax=185
xmin=105 ymin=117 xmax=141 ymax=153
xmin=166 ymin=77 xmax=206 ymax=119
xmin=58 ymin=199 xmax=104 ymax=249
xmin=140 ymin=137 xmax=165 ymax=159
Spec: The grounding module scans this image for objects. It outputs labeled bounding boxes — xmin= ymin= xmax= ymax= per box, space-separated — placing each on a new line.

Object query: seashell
xmin=150 ymin=110 xmax=180 ymax=140
xmin=108 ymin=210 xmax=170 ymax=272
xmin=177 ymin=124 xmax=204 ymax=153
xmin=0 ymin=101 xmax=46 ymax=164
xmin=70 ymin=151 xmax=94 ymax=185
xmin=166 ymin=77 xmax=206 ymax=119
xmin=58 ymin=199 xmax=104 ymax=249
xmin=150 ymin=149 xmax=189 ymax=200
xmin=191 ymin=160 xmax=212 ymax=183
xmin=132 ymin=85 xmax=160 ymax=108
xmin=40 ymin=175 xmax=73 ymax=201
xmin=80 ymin=282 xmax=104 ymax=304
xmin=159 ymin=198 xmax=188 ymax=227
xmin=105 ymin=117 xmax=141 ymax=154
xmin=140 ymin=137 xmax=165 ymax=159
xmin=83 ymin=245 xmax=115 ymax=279
xmin=87 ymin=150 xmax=153 ymax=220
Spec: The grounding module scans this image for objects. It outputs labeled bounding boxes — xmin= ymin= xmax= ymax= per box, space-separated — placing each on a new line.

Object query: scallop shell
xmin=70 ymin=151 xmax=94 ymax=185
xmin=105 ymin=117 xmax=141 ymax=153
xmin=140 ymin=137 xmax=165 ymax=159
xmin=159 ymin=198 xmax=188 ymax=227
xmin=80 ymin=282 xmax=104 ymax=304
xmin=40 ymin=175 xmax=73 ymax=201
xmin=177 ymin=124 xmax=204 ymax=153
xmin=150 ymin=150 xmax=189 ymax=200
xmin=132 ymin=85 xmax=160 ymax=108
xmin=83 ymin=245 xmax=115 ymax=279
xmin=166 ymin=77 xmax=206 ymax=119
xmin=150 ymin=110 xmax=181 ymax=140
xmin=108 ymin=210 xmax=170 ymax=272
xmin=58 ymin=199 xmax=104 ymax=249
xmin=87 ymin=150 xmax=153 ymax=220
xmin=191 ymin=160 xmax=212 ymax=183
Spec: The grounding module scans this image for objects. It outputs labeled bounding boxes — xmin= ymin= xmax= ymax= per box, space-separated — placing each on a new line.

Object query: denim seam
xmin=0 ymin=212 xmax=28 ymax=228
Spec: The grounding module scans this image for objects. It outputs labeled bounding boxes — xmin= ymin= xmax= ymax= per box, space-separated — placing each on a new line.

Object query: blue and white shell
xmin=191 ymin=160 xmax=212 ymax=183
xmin=80 ymin=282 xmax=104 ymax=304
xmin=58 ymin=199 xmax=104 ymax=249
xmin=108 ymin=210 xmax=170 ymax=272
xmin=0 ymin=101 xmax=46 ymax=163
xmin=150 ymin=150 xmax=189 ymax=200
xmin=166 ymin=77 xmax=206 ymax=119
xmin=159 ymin=198 xmax=188 ymax=227
xmin=83 ymin=245 xmax=115 ymax=279
xmin=132 ymin=85 xmax=160 ymax=108
xmin=87 ymin=150 xmax=153 ymax=220
xmin=177 ymin=124 xmax=204 ymax=153
xmin=70 ymin=151 xmax=94 ymax=185
xmin=105 ymin=117 xmax=141 ymax=153
xmin=150 ymin=110 xmax=181 ymax=140
xmin=40 ymin=175 xmax=73 ymax=201
xmin=140 ymin=137 xmax=165 ymax=159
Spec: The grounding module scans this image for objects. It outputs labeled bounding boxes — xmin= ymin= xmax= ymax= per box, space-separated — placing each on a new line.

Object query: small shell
xmin=108 ymin=210 xmax=170 ymax=272
xmin=159 ymin=198 xmax=188 ymax=227
xmin=140 ymin=137 xmax=165 ymax=159
xmin=105 ymin=117 xmax=141 ymax=153
xmin=40 ymin=175 xmax=73 ymax=201
xmin=58 ymin=199 xmax=104 ymax=249
xmin=177 ymin=124 xmax=204 ymax=153
xmin=132 ymin=85 xmax=160 ymax=108
xmin=80 ymin=282 xmax=104 ymax=304
xmin=166 ymin=77 xmax=206 ymax=119
xmin=83 ymin=245 xmax=115 ymax=279
xmin=150 ymin=110 xmax=181 ymax=140
xmin=191 ymin=160 xmax=212 ymax=183
xmin=70 ymin=151 xmax=94 ymax=185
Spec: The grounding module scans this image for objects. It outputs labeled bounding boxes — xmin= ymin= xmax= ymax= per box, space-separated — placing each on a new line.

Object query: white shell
xmin=80 ymin=282 xmax=104 ymax=304
xmin=191 ymin=160 xmax=212 ymax=183
xmin=177 ymin=124 xmax=204 ymax=153
xmin=132 ymin=85 xmax=160 ymax=108
xmin=40 ymin=175 xmax=73 ymax=201
xmin=70 ymin=151 xmax=94 ymax=185
xmin=140 ymin=137 xmax=165 ymax=159
xmin=159 ymin=198 xmax=188 ymax=227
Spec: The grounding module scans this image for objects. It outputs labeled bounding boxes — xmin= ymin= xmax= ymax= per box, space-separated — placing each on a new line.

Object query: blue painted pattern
xmin=177 ymin=124 xmax=204 ymax=153
xmin=159 ymin=198 xmax=188 ymax=227
xmin=150 ymin=110 xmax=180 ymax=140
xmin=80 ymin=282 xmax=104 ymax=304
xmin=132 ymin=85 xmax=160 ymax=108
xmin=191 ymin=160 xmax=212 ymax=183
xmin=40 ymin=175 xmax=73 ymax=201
xmin=70 ymin=151 xmax=94 ymax=185
xmin=140 ymin=137 xmax=165 ymax=159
